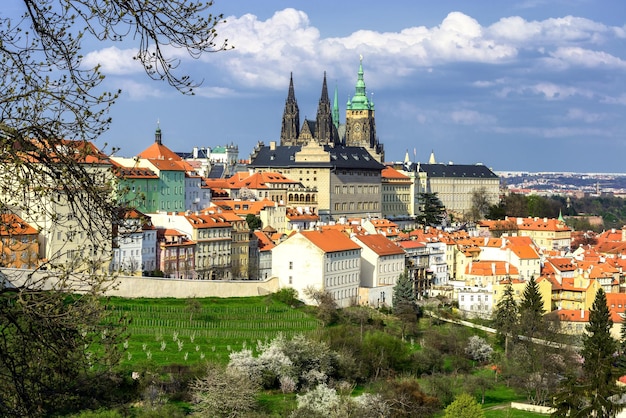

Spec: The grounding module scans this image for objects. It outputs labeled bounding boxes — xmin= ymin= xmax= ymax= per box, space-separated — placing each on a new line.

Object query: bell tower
xmin=345 ymin=56 xmax=383 ymax=162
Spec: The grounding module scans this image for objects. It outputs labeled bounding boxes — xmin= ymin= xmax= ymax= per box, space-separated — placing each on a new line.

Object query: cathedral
xmin=279 ymin=58 xmax=384 ymax=163
xmin=248 ymin=59 xmax=387 ymax=222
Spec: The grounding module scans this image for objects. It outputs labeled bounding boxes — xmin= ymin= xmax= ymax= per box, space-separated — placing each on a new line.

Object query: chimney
xmin=491 ymin=262 xmax=496 ymax=276
xmin=193 ymin=146 xmax=198 ymax=159
xmin=270 ymin=141 xmax=276 ymax=151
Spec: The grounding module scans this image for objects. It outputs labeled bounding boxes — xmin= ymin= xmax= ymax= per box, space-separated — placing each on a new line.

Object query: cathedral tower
xmin=345 ymin=57 xmax=384 ymax=162
xmin=314 ymin=72 xmax=338 ymax=145
xmin=280 ymin=73 xmax=300 ymax=146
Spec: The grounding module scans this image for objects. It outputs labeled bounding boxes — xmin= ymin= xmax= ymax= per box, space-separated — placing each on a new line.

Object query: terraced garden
xmin=103 ymin=296 xmax=320 ymax=367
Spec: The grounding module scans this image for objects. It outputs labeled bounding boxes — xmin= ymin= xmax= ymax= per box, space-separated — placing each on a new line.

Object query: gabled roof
xmin=355 ymin=234 xmax=405 ymax=256
xmin=381 ymin=166 xmax=411 ymax=181
xmin=138 ymin=141 xmax=183 ymax=162
xmin=254 ymin=231 xmax=275 ymax=252
xmin=299 ymin=229 xmax=361 ymax=253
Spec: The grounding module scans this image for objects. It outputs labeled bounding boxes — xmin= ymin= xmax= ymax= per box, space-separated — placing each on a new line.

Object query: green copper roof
xmin=347 ymin=57 xmax=373 ymax=111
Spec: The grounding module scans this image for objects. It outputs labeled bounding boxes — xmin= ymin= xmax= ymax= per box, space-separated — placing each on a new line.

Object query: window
xmin=289 ymin=276 xmax=293 ymax=284
xmin=289 ymin=261 xmax=293 ymax=270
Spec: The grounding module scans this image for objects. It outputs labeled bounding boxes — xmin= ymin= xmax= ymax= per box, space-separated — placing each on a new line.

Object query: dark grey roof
xmin=176 ymin=149 xmax=210 ymax=159
xmin=248 ymin=145 xmax=385 ymax=170
xmin=207 ymin=165 xmax=225 ymax=178
xmin=406 ymin=162 xmax=498 ymax=178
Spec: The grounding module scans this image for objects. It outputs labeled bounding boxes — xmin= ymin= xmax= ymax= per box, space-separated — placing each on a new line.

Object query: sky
xmin=9 ymin=1 xmax=626 ymax=173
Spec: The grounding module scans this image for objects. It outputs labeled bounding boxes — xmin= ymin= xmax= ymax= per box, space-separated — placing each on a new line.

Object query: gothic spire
xmin=280 ymin=72 xmax=300 ymax=144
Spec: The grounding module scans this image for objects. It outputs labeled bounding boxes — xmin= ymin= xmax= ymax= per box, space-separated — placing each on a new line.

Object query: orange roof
xmin=286 ymin=208 xmax=318 ymax=222
xmin=111 ymin=160 xmax=159 ymax=179
xmin=549 ymin=309 xmax=590 ymax=323
xmin=397 ymin=240 xmax=426 ymax=250
xmin=381 ymin=166 xmax=411 ymax=181
xmin=465 ymin=260 xmax=518 ymax=276
xmin=0 ymin=214 xmax=38 ymax=236
xmin=299 ymin=229 xmax=362 ymax=253
xmin=508 ymin=245 xmax=540 ymax=260
xmin=606 ymin=293 xmax=626 ymax=323
xmin=254 ymin=231 xmax=275 ymax=252
xmin=138 ymin=141 xmax=183 ymax=162
xmin=226 ymin=171 xmax=299 ymax=189
xmin=355 ymin=234 xmax=406 ymax=256
xmin=213 ymin=199 xmax=279 ymax=216
xmin=547 ymin=257 xmax=577 ymax=272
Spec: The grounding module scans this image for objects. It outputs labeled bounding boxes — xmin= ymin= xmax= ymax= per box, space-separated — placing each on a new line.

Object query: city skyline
xmin=6 ymin=1 xmax=626 ymax=173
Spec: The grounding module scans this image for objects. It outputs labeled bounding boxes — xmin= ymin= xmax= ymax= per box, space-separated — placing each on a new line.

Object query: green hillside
xmin=103 ymin=296 xmax=320 ymax=367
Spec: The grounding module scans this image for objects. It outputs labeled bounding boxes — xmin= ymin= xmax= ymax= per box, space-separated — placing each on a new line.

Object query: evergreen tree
xmin=393 ymin=270 xmax=414 ymax=308
xmin=416 ymin=192 xmax=446 ymax=226
xmin=553 ymin=289 xmax=623 ymax=417
xmin=518 ymin=276 xmax=545 ymax=340
xmin=393 ymin=270 xmax=419 ymax=341
xmin=493 ymin=281 xmax=518 ymax=357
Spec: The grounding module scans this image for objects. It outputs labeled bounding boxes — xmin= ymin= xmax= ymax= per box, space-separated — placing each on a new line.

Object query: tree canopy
xmin=417 ymin=192 xmax=446 ymax=226
xmin=0 ymin=1 xmax=230 ymax=415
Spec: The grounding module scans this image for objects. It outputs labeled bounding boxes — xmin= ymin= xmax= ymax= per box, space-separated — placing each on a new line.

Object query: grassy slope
xmin=103 ymin=295 xmax=320 ymax=368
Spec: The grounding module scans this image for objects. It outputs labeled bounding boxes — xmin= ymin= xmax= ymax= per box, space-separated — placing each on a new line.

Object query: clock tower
xmin=345 ymin=57 xmax=384 ymax=162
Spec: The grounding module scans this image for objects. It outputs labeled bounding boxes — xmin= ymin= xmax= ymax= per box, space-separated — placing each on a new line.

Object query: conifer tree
xmin=393 ymin=270 xmax=415 ymax=308
xmin=493 ymin=281 xmax=518 ymax=357
xmin=393 ymin=270 xmax=419 ymax=341
xmin=518 ymin=276 xmax=545 ymax=340
xmin=553 ymin=289 xmax=623 ymax=417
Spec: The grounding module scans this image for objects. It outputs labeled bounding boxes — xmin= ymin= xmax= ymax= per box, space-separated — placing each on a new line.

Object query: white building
xmin=352 ymin=233 xmax=405 ymax=307
xmin=457 ymin=285 xmax=494 ymax=319
xmin=271 ymin=229 xmax=361 ymax=308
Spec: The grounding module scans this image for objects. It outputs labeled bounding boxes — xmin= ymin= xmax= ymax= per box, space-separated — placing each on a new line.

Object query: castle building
xmin=278 ymin=58 xmax=384 ymax=163
xmin=250 ymin=60 xmax=386 ymax=222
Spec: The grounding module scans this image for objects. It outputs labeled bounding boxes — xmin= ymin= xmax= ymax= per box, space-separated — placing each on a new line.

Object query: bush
xmin=272 ymin=288 xmax=300 ymax=306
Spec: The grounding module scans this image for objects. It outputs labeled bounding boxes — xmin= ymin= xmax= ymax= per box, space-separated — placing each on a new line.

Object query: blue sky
xmin=11 ymin=1 xmax=626 ymax=172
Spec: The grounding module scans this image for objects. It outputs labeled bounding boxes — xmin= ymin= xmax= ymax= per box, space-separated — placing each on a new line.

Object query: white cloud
xmin=549 ymin=47 xmax=626 ymax=69
xmin=566 ymin=108 xmax=607 ymax=123
xmin=211 ymin=8 xmax=626 ymax=95
xmin=116 ymin=80 xmax=163 ymax=101
xmin=83 ymin=46 xmax=142 ymax=75
xmin=193 ymin=86 xmax=238 ymax=99
xmin=450 ymin=109 xmax=496 ymax=125
xmin=497 ymin=83 xmax=596 ymax=100
xmin=488 ymin=15 xmax=611 ymax=45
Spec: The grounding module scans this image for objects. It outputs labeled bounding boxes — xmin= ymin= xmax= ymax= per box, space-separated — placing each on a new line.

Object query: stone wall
xmin=0 ymin=268 xmax=280 ymax=299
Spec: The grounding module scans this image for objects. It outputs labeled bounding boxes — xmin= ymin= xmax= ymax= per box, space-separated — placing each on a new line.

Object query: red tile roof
xmin=355 ymin=234 xmax=406 ymax=256
xmin=299 ymin=229 xmax=362 ymax=253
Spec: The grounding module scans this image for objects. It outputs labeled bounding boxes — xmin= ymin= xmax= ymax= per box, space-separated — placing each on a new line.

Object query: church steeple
xmin=347 ymin=55 xmax=372 ymax=111
xmin=280 ymin=72 xmax=300 ymax=145
xmin=315 ymin=71 xmax=336 ymax=145
xmin=345 ymin=56 xmax=383 ymax=162
xmin=155 ymin=121 xmax=162 ymax=145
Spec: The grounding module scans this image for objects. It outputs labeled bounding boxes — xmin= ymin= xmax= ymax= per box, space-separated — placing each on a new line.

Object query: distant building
xmin=0 ymin=214 xmax=39 ymax=269
xmin=399 ymin=152 xmax=500 ymax=221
